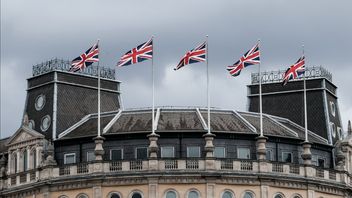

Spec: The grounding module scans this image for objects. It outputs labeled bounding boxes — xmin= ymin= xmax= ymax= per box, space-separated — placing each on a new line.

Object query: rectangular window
xmin=266 ymin=150 xmax=272 ymax=161
xmin=187 ymin=146 xmax=200 ymax=158
xmin=110 ymin=149 xmax=123 ymax=161
xmin=64 ymin=153 xmax=76 ymax=164
xmin=214 ymin=147 xmax=226 ymax=158
xmin=282 ymin=152 xmax=292 ymax=163
xmin=318 ymin=158 xmax=325 ymax=168
xmin=161 ymin=146 xmax=174 ymax=158
xmin=136 ymin=147 xmax=148 ymax=160
xmin=87 ymin=151 xmax=95 ymax=162
xmin=238 ymin=147 xmax=250 ymax=159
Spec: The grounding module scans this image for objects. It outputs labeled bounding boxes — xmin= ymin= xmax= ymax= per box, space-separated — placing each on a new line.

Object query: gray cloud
xmin=1 ymin=0 xmax=351 ymax=138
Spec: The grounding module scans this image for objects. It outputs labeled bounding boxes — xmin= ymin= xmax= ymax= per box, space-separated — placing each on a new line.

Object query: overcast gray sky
xmin=1 ymin=0 xmax=351 ymax=138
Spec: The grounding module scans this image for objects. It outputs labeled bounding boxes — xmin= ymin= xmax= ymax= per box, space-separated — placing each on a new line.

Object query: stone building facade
xmin=0 ymin=60 xmax=351 ymax=198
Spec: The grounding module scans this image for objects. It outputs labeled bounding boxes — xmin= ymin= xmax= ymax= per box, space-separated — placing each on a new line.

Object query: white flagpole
xmin=303 ymin=44 xmax=308 ymax=142
xmin=206 ymin=35 xmax=211 ymax=134
xmin=258 ymin=39 xmax=263 ymax=137
xmin=152 ymin=36 xmax=155 ymax=135
xmin=97 ymin=39 xmax=101 ymax=137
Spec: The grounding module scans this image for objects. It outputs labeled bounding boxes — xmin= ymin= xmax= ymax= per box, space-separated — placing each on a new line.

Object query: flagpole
xmin=258 ymin=39 xmax=263 ymax=137
xmin=97 ymin=39 xmax=101 ymax=137
xmin=303 ymin=44 xmax=308 ymax=142
xmin=206 ymin=35 xmax=211 ymax=134
xmin=152 ymin=36 xmax=155 ymax=135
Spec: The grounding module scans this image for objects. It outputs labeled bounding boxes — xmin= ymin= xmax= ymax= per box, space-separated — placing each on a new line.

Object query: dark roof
xmin=58 ymin=107 xmax=329 ymax=145
xmin=106 ymin=110 xmax=153 ymax=134
xmin=239 ymin=112 xmax=292 ymax=137
xmin=0 ymin=137 xmax=10 ymax=153
xmin=60 ymin=113 xmax=116 ymax=139
xmin=273 ymin=116 xmax=328 ymax=144
xmin=200 ymin=111 xmax=254 ymax=133
xmin=157 ymin=109 xmax=203 ymax=131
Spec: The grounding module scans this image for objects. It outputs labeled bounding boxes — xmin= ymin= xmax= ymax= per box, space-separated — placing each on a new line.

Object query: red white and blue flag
xmin=174 ymin=41 xmax=207 ymax=70
xmin=282 ymin=56 xmax=305 ymax=86
xmin=70 ymin=42 xmax=99 ymax=72
xmin=117 ymin=38 xmax=153 ymax=67
xmin=227 ymin=43 xmax=260 ymax=77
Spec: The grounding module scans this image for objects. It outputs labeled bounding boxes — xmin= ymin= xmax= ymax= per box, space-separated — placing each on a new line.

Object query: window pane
xmin=23 ymin=151 xmax=28 ymax=171
xmin=214 ymin=147 xmax=225 ymax=158
xmin=161 ymin=147 xmax=174 ymax=158
xmin=187 ymin=147 xmax=200 ymax=158
xmin=238 ymin=148 xmax=250 ymax=159
xmin=132 ymin=192 xmax=142 ymax=198
xmin=318 ymin=159 xmax=325 ymax=168
xmin=166 ymin=191 xmax=176 ymax=198
xmin=65 ymin=154 xmax=75 ymax=164
xmin=188 ymin=191 xmax=199 ymax=198
xmin=111 ymin=149 xmax=123 ymax=160
xmin=87 ymin=151 xmax=95 ymax=162
xmin=110 ymin=193 xmax=120 ymax=198
xmin=244 ymin=192 xmax=253 ymax=198
xmin=282 ymin=152 xmax=292 ymax=163
xmin=136 ymin=148 xmax=148 ymax=159
xmin=266 ymin=150 xmax=272 ymax=161
xmin=274 ymin=195 xmax=283 ymax=198
xmin=222 ymin=191 xmax=233 ymax=198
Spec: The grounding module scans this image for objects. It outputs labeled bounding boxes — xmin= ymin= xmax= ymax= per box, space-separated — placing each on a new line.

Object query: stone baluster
xmin=148 ymin=133 xmax=160 ymax=171
xmin=203 ymin=133 xmax=216 ymax=170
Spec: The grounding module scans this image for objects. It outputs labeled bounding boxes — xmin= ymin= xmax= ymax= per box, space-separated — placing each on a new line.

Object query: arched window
xmin=58 ymin=196 xmax=69 ymax=198
xmin=188 ymin=190 xmax=199 ymax=198
xmin=274 ymin=194 xmax=284 ymax=198
xmin=30 ymin=148 xmax=37 ymax=169
xmin=11 ymin=153 xmax=17 ymax=173
xmin=222 ymin=191 xmax=234 ymax=198
xmin=291 ymin=195 xmax=302 ymax=198
xmin=23 ymin=150 xmax=28 ymax=171
xmin=165 ymin=191 xmax=177 ymax=198
xmin=76 ymin=193 xmax=88 ymax=198
xmin=131 ymin=192 xmax=142 ymax=198
xmin=243 ymin=192 xmax=254 ymax=198
xmin=110 ymin=193 xmax=121 ymax=198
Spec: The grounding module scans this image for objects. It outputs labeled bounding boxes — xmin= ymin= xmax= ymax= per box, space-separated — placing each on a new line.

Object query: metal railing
xmin=272 ymin=163 xmax=284 ymax=173
xmin=186 ymin=159 xmax=199 ymax=169
xmin=77 ymin=163 xmax=88 ymax=174
xmin=221 ymin=160 xmax=233 ymax=170
xmin=59 ymin=166 xmax=71 ymax=176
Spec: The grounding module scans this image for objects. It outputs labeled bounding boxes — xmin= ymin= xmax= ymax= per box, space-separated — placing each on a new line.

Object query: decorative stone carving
xmin=256 ymin=135 xmax=268 ymax=160
xmin=301 ymin=141 xmax=312 ymax=165
xmin=43 ymin=142 xmax=57 ymax=166
xmin=148 ymin=133 xmax=160 ymax=159
xmin=93 ymin=136 xmax=106 ymax=161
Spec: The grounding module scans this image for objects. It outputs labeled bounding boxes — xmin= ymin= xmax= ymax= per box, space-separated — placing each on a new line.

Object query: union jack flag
xmin=227 ymin=43 xmax=260 ymax=77
xmin=282 ymin=56 xmax=305 ymax=86
xmin=117 ymin=38 xmax=153 ymax=67
xmin=70 ymin=42 xmax=99 ymax=72
xmin=174 ymin=41 xmax=206 ymax=70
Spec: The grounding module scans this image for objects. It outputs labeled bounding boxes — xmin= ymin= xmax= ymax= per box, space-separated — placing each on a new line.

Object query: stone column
xmin=256 ymin=136 xmax=269 ymax=173
xmin=93 ymin=136 xmax=106 ymax=161
xmin=301 ymin=141 xmax=312 ymax=165
xmin=203 ymin=133 xmax=216 ymax=170
xmin=256 ymin=136 xmax=268 ymax=160
xmin=148 ymin=133 xmax=160 ymax=171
